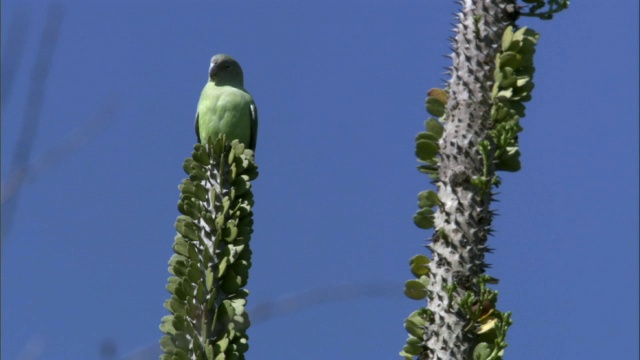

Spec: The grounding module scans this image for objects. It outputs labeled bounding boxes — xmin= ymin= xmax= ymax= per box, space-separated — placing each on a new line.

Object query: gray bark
xmin=424 ymin=1 xmax=514 ymax=359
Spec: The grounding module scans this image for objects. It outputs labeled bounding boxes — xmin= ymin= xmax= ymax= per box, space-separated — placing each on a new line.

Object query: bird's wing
xmin=249 ymin=102 xmax=258 ymax=151
xmin=195 ymin=110 xmax=201 ymax=143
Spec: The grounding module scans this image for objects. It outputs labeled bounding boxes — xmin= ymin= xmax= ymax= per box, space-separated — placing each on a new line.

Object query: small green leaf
xmin=159 ymin=335 xmax=175 ymax=352
xmin=173 ymin=236 xmax=189 ymax=257
xmin=232 ymin=156 xmax=247 ymax=174
xmin=495 ymin=147 xmax=521 ymax=172
xmin=415 ymin=140 xmax=439 ymax=162
xmin=165 ymin=278 xmax=179 ymax=295
xmin=169 ymin=256 xmax=187 ymax=277
xmin=410 ymin=254 xmax=431 ymax=277
xmin=512 ymin=26 xmax=529 ymax=43
xmin=426 ymin=96 xmax=446 ymax=117
xmin=413 ymin=208 xmax=435 ymax=229
xmin=500 ymin=67 xmax=517 ymax=88
xmin=402 ymin=340 xmax=422 ymax=356
xmin=175 ymin=278 xmax=195 ymax=301
xmin=182 ymin=159 xmax=195 ymax=176
xmin=516 ymin=75 xmax=531 ymax=87
xmin=417 ymin=190 xmax=440 ymax=209
xmin=232 ymin=176 xmax=248 ymax=197
xmin=404 ymin=279 xmax=428 ymax=300
xmin=172 ymin=314 xmax=187 ymax=332
xmin=192 ymin=147 xmax=210 ymax=166
xmin=238 ymin=216 xmax=254 ymax=229
xmin=416 ymin=131 xmax=440 ymax=143
xmin=205 ymin=344 xmax=214 ymax=360
xmin=496 ymin=88 xmax=513 ymax=100
xmin=399 ymin=351 xmax=416 ymax=360
xmin=184 ymin=161 xmax=207 ymax=182
xmin=477 ymin=317 xmax=499 ymax=335
xmin=202 ymin=213 xmax=215 ymax=232
xmin=425 ymin=118 xmax=444 ymax=138
xmin=187 ymin=263 xmax=201 ymax=284
xmin=187 ymin=243 xmax=200 ymax=263
xmin=177 ymin=199 xmax=200 ymax=220
xmin=417 ymin=164 xmax=439 ymax=179
xmin=236 ymin=225 xmax=253 ymax=241
xmin=214 ymin=213 xmax=225 ymax=230
xmin=427 ymin=88 xmax=449 ymax=105
xmin=231 ymin=140 xmax=246 ymax=157
xmin=159 ymin=315 xmax=176 ymax=335
xmin=233 ymin=202 xmax=251 ymax=218
xmin=473 ymin=342 xmax=493 ymax=360
xmin=168 ymin=297 xmax=186 ymax=314
xmin=222 ymin=197 xmax=231 ymax=215
xmin=216 ymin=337 xmax=230 ymax=354
xmin=193 ymin=183 xmax=208 ymax=202
xmin=223 ymin=219 xmax=239 ymax=242
xmin=205 ymin=268 xmax=214 ymax=292
xmin=498 ymin=52 xmax=522 ymax=70
xmin=509 ymin=101 xmax=526 ymax=117
xmin=173 ymin=332 xmax=191 ymax=353
xmin=402 ymin=338 xmax=420 ymax=358
xmin=406 ymin=335 xmax=422 ymax=347
xmin=501 ymin=26 xmax=514 ymax=52
xmin=179 ymin=179 xmax=195 ymax=195
xmin=514 ymin=80 xmax=534 ymax=97
xmin=221 ymin=270 xmax=241 ymax=294
xmin=218 ymin=257 xmax=229 ymax=278
xmin=404 ymin=310 xmax=427 ymax=338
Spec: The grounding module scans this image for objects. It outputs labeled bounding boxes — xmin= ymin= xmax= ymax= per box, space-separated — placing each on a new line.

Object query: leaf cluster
xmin=416 ymin=89 xmax=448 ymax=180
xmin=458 ymin=276 xmax=512 ymax=360
xmin=412 ymin=89 xmax=448 ymax=231
xmin=160 ymin=136 xmax=258 ymax=360
xmin=489 ymin=25 xmax=540 ymax=173
xmin=400 ymin=307 xmax=434 ymax=359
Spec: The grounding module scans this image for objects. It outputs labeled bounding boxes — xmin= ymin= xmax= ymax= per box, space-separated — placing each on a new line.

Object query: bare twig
xmin=2 ymin=3 xmax=65 ymax=240
xmin=1 ymin=97 xmax=119 ymax=205
xmin=251 ymin=281 xmax=400 ymax=324
xmin=1 ymin=6 xmax=31 ymax=107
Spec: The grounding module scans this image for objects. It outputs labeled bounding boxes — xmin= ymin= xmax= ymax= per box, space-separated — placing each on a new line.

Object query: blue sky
xmin=2 ymin=1 xmax=638 ymax=360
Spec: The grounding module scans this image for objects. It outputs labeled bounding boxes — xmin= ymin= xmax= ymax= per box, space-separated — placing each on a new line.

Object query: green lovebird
xmin=195 ymin=54 xmax=258 ymax=151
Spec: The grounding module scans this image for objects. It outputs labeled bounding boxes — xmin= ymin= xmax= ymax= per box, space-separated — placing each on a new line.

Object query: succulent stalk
xmin=160 ymin=136 xmax=258 ymax=360
xmin=402 ymin=1 xmax=568 ymax=359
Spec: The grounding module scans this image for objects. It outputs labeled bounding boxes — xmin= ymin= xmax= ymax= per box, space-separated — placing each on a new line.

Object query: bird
xmin=195 ymin=54 xmax=258 ymax=151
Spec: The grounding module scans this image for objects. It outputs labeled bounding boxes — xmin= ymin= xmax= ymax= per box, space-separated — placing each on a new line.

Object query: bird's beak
xmin=209 ymin=62 xmax=218 ymax=79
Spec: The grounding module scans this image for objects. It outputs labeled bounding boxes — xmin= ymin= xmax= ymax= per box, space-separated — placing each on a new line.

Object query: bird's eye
xmin=225 ymin=64 xmax=231 ymax=69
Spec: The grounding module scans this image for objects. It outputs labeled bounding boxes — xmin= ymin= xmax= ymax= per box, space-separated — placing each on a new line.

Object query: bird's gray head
xmin=209 ymin=54 xmax=244 ymax=87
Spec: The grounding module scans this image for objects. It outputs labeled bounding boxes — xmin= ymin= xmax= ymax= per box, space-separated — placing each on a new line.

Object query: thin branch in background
xmin=2 ymin=2 xmax=65 ymax=240
xmin=17 ymin=337 xmax=45 ymax=360
xmin=1 ymin=97 xmax=119 ymax=205
xmin=1 ymin=6 xmax=31 ymax=108
xmin=250 ymin=281 xmax=400 ymax=324
xmin=100 ymin=338 xmax=118 ymax=360
xmin=116 ymin=282 xmax=401 ymax=360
